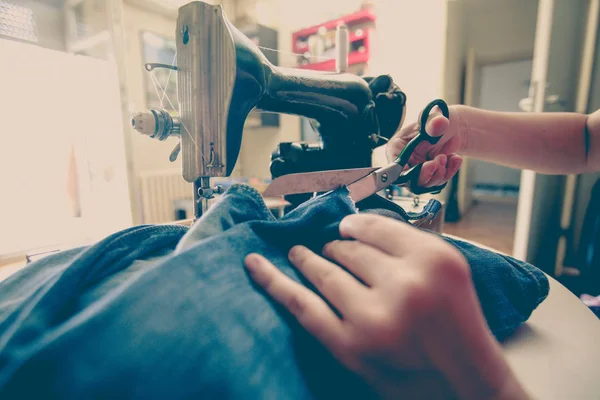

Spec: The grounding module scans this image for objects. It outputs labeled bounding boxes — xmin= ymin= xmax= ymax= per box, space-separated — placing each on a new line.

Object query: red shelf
xmin=298 ymin=50 xmax=369 ymax=71
xmin=295 ymin=30 xmax=367 ymax=55
xmin=292 ymin=8 xmax=375 ymax=71
xmin=292 ymin=8 xmax=375 ymax=39
xmin=297 ymin=44 xmax=309 ymax=53
xmin=349 ymin=30 xmax=367 ymax=42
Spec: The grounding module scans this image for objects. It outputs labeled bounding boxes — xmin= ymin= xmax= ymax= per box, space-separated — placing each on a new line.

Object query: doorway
xmin=446 ymin=58 xmax=533 ymax=255
xmin=449 ymin=59 xmax=533 ymax=254
xmin=441 ymin=0 xmax=540 ymax=255
xmin=473 ymin=59 xmax=532 ymax=199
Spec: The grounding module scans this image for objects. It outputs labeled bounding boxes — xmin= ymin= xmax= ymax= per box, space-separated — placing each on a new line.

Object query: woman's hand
xmin=244 ymin=214 xmax=529 ymax=400
xmin=386 ymin=106 xmax=465 ymax=188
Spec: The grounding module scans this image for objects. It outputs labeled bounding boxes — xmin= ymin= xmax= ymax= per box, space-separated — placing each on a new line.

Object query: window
xmin=141 ymin=31 xmax=178 ymax=112
xmin=0 ymin=0 xmax=38 ymax=43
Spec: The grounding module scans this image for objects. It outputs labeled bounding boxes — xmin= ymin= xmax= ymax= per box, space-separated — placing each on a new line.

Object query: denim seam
xmin=505 ymin=256 xmax=547 ymax=306
xmin=76 ymin=225 xmax=188 ymax=287
xmin=226 ymin=184 xmax=277 ymax=222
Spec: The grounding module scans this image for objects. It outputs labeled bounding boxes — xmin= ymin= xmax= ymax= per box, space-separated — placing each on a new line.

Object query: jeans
xmin=0 ymin=184 xmax=548 ymax=399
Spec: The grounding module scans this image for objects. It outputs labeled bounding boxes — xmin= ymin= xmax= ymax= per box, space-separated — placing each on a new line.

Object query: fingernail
xmin=288 ymin=245 xmax=304 ymax=261
xmin=322 ymin=241 xmax=335 ymax=255
xmin=438 ymin=154 xmax=447 ymax=167
xmin=339 ymin=218 xmax=353 ymax=236
xmin=244 ymin=254 xmax=262 ymax=273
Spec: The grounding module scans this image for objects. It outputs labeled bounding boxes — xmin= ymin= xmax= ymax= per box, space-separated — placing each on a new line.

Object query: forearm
xmin=451 ymin=105 xmax=595 ymax=174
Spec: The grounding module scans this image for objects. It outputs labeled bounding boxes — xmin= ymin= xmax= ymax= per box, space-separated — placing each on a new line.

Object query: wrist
xmin=449 ymin=104 xmax=470 ymax=154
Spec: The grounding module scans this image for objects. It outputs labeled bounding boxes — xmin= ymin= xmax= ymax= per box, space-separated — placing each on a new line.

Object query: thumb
xmin=424 ymin=113 xmax=450 ymax=139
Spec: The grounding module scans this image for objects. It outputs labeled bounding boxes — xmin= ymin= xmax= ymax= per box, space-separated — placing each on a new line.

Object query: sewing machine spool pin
xmin=131 ymin=108 xmax=180 ymax=141
xmin=336 ymin=23 xmax=349 ymax=73
xmin=144 ymin=63 xmax=178 ymax=72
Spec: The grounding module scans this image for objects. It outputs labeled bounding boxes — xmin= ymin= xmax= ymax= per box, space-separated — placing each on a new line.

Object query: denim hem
xmin=76 ymin=225 xmax=188 ymax=287
xmin=226 ymin=184 xmax=278 ymax=222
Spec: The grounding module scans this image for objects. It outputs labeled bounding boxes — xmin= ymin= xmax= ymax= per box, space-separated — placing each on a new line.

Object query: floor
xmin=444 ymin=197 xmax=518 ymax=255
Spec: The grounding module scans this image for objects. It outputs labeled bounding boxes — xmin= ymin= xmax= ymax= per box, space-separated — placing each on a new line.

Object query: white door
xmin=0 ymin=39 xmax=132 ymax=257
xmin=473 ymin=59 xmax=532 ymax=194
xmin=513 ymin=0 xmax=597 ymax=269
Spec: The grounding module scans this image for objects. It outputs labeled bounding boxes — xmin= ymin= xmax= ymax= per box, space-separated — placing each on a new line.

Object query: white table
xmin=448 ymin=236 xmax=600 ymax=399
xmin=503 ymin=275 xmax=600 ymax=399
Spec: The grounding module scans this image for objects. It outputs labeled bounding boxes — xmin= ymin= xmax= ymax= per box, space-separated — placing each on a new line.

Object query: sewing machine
xmin=131 ymin=0 xmax=406 ymax=218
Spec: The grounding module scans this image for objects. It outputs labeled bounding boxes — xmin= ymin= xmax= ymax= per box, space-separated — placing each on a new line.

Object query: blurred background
xmin=1 ymin=0 xmax=600 ymax=299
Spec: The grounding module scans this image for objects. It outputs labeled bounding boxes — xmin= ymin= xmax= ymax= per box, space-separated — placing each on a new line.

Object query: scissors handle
xmin=394 ymin=99 xmax=450 ymax=167
xmin=393 ymin=163 xmax=447 ymax=195
xmin=391 ymin=99 xmax=450 ymax=195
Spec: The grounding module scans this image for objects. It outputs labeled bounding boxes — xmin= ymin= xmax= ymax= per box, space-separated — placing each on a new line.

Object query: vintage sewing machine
xmin=131 ymin=0 xmax=409 ymax=219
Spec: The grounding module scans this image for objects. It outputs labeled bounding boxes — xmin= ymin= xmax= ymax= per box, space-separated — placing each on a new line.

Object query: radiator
xmin=138 ymin=170 xmax=193 ymax=224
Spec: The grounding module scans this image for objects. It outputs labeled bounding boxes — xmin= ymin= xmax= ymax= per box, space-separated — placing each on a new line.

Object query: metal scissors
xmin=263 ymin=99 xmax=450 ymax=202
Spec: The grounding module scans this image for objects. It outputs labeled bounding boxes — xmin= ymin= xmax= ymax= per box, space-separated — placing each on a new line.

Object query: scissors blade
xmin=263 ymin=167 xmax=377 ymax=197
xmin=347 ymin=162 xmax=406 ymax=203
xmin=347 ymin=173 xmax=381 ymax=203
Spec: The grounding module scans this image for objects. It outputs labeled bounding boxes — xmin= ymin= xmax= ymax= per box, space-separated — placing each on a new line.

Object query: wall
xmin=365 ymin=0 xmax=449 ymax=170
xmin=443 ymin=0 xmax=467 ymax=106
xmin=464 ymin=0 xmax=539 ymax=62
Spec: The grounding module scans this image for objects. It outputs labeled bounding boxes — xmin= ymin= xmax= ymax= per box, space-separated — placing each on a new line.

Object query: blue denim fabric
xmin=0 ymin=184 xmax=548 ymax=399
xmin=439 ymin=237 xmax=549 ymax=339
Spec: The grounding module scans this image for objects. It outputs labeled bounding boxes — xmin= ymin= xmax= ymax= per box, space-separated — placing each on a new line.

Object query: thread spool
xmin=336 ymin=23 xmax=349 ymax=73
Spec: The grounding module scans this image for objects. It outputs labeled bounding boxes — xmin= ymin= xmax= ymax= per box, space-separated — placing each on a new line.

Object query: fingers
xmin=287 ymin=246 xmax=368 ymax=313
xmin=418 ymin=154 xmax=446 ymax=187
xmin=386 ymin=121 xmax=419 ymax=161
xmin=445 ymin=154 xmax=463 ymax=182
xmin=416 ymin=153 xmax=463 ymax=187
xmin=425 ymin=154 xmax=448 ymax=187
xmin=322 ymin=240 xmax=394 ymax=286
xmin=244 ymin=253 xmax=345 ymax=349
xmin=417 ymin=160 xmax=438 ymax=186
xmin=386 ymin=112 xmax=449 ymax=164
xmin=339 ymin=214 xmax=421 ymax=256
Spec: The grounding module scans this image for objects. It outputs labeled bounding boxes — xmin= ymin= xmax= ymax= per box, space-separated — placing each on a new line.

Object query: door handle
xmin=519 ymin=80 xmax=566 ymax=112
xmin=518 ymin=95 xmax=566 ymax=112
